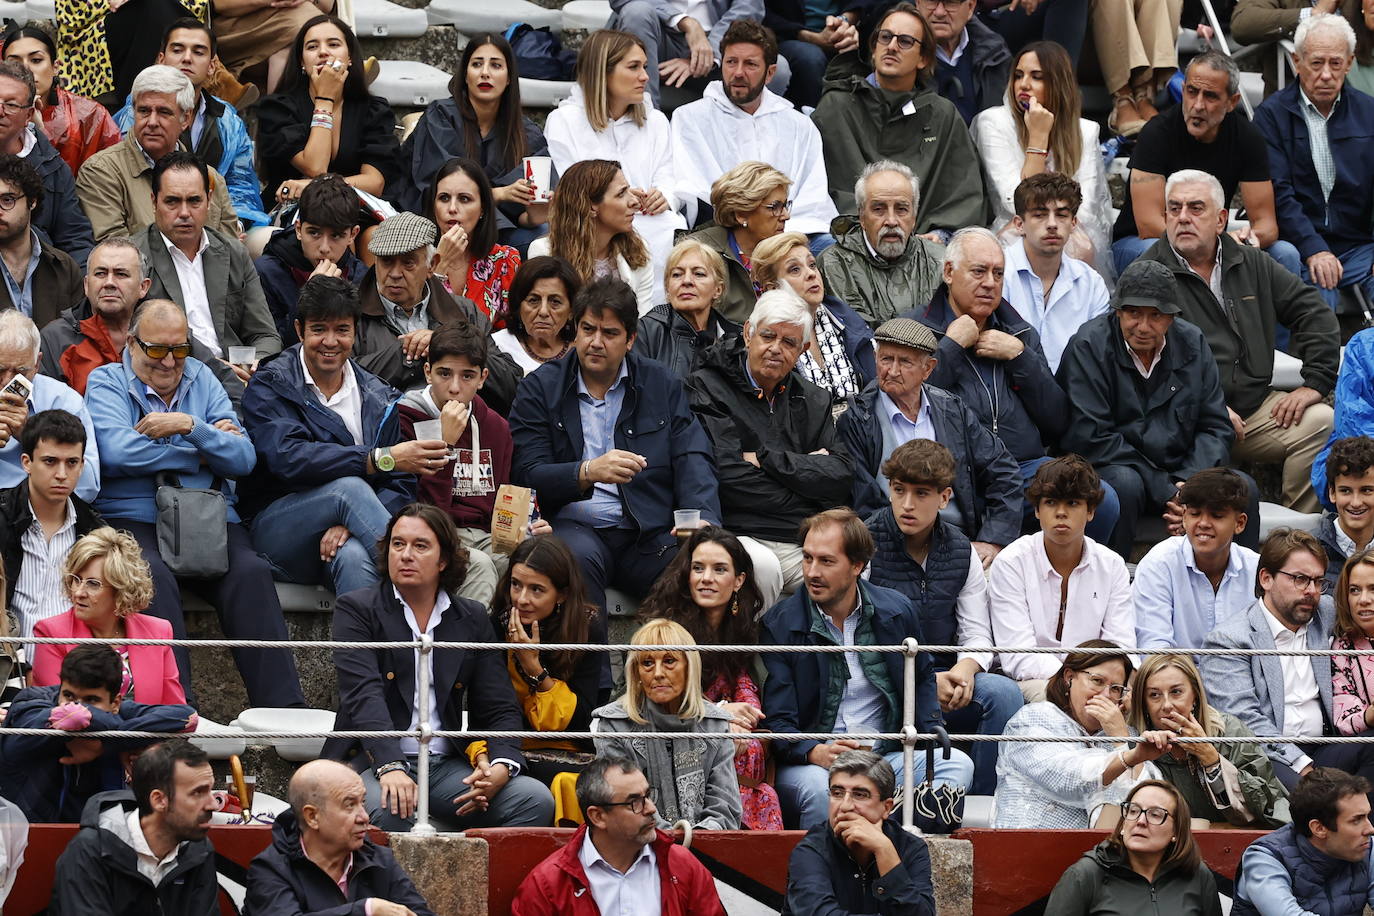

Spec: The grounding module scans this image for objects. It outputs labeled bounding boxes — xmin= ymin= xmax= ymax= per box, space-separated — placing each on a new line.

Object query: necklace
xmin=528 ymin=341 xmax=570 ymax=364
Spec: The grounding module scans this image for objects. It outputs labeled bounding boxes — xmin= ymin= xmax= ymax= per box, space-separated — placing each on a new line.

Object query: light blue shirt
xmin=1235 ymin=835 xmax=1374 ymax=914
xmin=0 ymin=374 xmax=100 ymax=501
xmin=823 ymin=595 xmax=887 ymax=736
xmin=557 ymin=360 xmax=630 ymax=529
xmin=1002 ymin=239 xmax=1109 ymax=374
xmin=578 ymin=829 xmax=660 ymax=916
xmin=0 ymin=230 xmax=44 ymax=319
xmin=1299 ymin=86 xmax=1338 ymax=204
xmin=1133 ymin=535 xmax=1259 ymax=650
xmin=878 ymin=389 xmax=934 ymax=446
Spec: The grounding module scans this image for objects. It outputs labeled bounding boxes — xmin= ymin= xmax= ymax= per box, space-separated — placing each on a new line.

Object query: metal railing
xmin=7 ymin=634 xmax=1374 ymax=833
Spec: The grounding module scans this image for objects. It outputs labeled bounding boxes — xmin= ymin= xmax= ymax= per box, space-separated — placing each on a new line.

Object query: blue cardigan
xmin=87 ymin=352 xmax=255 ymax=524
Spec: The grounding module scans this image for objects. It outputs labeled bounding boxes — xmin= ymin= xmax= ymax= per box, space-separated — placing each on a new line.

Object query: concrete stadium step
xmin=354 ymin=0 xmax=430 ymax=38
xmin=424 ymin=0 xmax=560 ymax=30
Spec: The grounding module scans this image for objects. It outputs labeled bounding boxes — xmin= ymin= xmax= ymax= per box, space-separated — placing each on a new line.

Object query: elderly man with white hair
xmin=904 ymin=226 xmax=1122 ymax=549
xmin=818 ymin=161 xmax=946 ymax=328
xmin=0 ymin=310 xmax=99 ymax=500
xmin=1140 ymin=168 xmax=1338 ymax=513
xmin=687 ymin=288 xmax=855 ymax=604
xmin=1254 ymin=13 xmax=1374 ymax=310
xmin=75 ymin=64 xmax=239 ymax=243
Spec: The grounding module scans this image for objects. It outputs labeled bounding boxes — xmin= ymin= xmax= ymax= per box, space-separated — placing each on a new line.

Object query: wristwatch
xmin=374 ymin=447 xmax=396 ymax=472
xmin=521 ymin=667 xmax=550 ymax=690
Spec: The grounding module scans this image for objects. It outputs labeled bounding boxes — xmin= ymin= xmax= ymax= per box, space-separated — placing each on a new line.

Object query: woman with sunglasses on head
xmin=684 ymin=161 xmax=793 ymax=323
xmin=31 ymin=527 xmax=184 ymax=704
xmin=257 ymin=15 xmax=400 ymax=214
xmin=749 ymin=231 xmax=875 ymax=400
xmin=638 ymin=525 xmax=783 ymax=830
xmin=1129 ymin=653 xmax=1289 ymax=827
xmin=593 ymin=618 xmax=743 ymax=830
xmin=995 ymin=640 xmax=1171 ymax=828
xmin=971 ymin=40 xmax=1113 ymax=270
xmin=1047 ymin=779 xmax=1223 ymax=914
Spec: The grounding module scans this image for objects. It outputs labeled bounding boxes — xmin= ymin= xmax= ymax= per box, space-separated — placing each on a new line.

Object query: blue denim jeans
xmin=775 ymin=746 xmax=975 ymax=829
xmin=251 ymin=476 xmax=393 ymax=597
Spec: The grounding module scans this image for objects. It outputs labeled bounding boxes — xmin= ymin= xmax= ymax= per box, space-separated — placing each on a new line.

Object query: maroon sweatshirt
xmin=396 ymin=390 xmax=513 ymax=530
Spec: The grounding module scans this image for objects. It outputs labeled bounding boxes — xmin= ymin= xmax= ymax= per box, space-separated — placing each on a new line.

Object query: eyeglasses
xmin=66 ymin=575 xmax=107 ymax=593
xmin=762 ymin=199 xmax=794 ymax=216
xmin=1076 ymin=672 xmax=1127 ymax=700
xmin=595 ymin=788 xmax=654 ymax=815
xmin=915 ymin=0 xmax=970 ymax=8
xmin=874 ymin=29 xmax=920 ymax=50
xmin=0 ymin=100 xmax=33 ymax=115
xmin=1276 ymin=569 xmax=1329 ymax=594
xmin=0 ymin=193 xmax=24 ymax=212
xmin=133 ymin=337 xmax=192 ymax=361
xmin=828 ymin=785 xmax=876 ymax=803
xmin=1122 ymin=802 xmax=1173 ymax=825
xmin=755 ymin=327 xmax=804 ymax=351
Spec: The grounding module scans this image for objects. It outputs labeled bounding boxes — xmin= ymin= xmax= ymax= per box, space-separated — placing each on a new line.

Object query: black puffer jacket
xmin=686 ymin=335 xmax=853 ymax=542
xmin=634 ymin=302 xmax=742 ymax=381
xmin=1045 ymin=839 xmax=1223 ymax=915
xmin=244 ymin=809 xmax=435 ymax=916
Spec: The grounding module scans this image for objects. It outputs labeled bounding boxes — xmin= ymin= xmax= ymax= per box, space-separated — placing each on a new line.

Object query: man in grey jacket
xmin=1201 ymin=528 xmax=1374 ymax=789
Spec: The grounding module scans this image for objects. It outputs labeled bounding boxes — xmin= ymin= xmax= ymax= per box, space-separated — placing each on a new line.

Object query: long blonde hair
xmin=1008 ymin=42 xmax=1083 ymax=178
xmin=1127 ymin=653 xmax=1224 ymax=737
xmin=576 ymin=29 xmax=648 ymax=130
xmin=621 ymin=618 xmax=705 ymax=724
xmin=546 ymin=159 xmax=649 ymax=283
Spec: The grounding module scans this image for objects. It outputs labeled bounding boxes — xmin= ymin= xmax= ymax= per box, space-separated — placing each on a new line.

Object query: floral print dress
xmin=459 ymin=244 xmax=521 ymax=329
xmin=704 ymin=669 xmax=784 ymax=830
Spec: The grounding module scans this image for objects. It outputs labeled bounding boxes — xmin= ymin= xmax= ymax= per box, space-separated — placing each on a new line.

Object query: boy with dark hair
xmin=865 ymin=440 xmax=1021 ymax=794
xmin=1234 ymin=767 xmax=1374 ymax=915
xmin=0 ymin=409 xmax=103 ymax=640
xmin=1005 ymin=173 xmax=1109 ymax=373
xmin=397 ymin=320 xmax=519 ymax=587
xmin=254 ymin=174 xmax=366 ymax=345
xmin=0 ymin=644 xmax=197 ymax=822
xmin=52 ymin=738 xmax=220 ymax=914
xmin=988 ymin=455 xmax=1133 ymax=700
xmin=1134 ymin=467 xmax=1259 ymax=650
xmin=1319 ymin=436 xmax=1374 ymax=588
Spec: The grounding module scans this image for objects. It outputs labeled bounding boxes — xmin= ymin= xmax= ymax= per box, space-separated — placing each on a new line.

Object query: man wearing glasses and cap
xmin=1057 ymin=258 xmax=1259 ymax=556
xmin=511 ymin=754 xmax=726 ymax=916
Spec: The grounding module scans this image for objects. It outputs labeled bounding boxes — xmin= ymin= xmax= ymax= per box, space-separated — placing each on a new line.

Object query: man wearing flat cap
xmin=837 ymin=316 xmax=1022 ymax=566
xmin=355 ymin=211 xmax=520 ymax=415
xmin=1057 ymin=259 xmax=1258 ymax=555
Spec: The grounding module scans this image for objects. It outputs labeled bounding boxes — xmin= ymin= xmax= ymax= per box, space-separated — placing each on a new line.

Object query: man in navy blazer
xmin=509 ymin=277 xmax=721 ymax=619
xmin=1201 ymin=528 xmax=1374 ymax=788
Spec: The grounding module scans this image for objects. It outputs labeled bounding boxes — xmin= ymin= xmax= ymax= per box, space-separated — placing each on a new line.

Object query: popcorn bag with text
xmin=491 ymin=484 xmax=534 ymax=555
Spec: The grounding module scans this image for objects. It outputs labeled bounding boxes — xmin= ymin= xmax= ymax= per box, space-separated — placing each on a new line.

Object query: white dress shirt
xmin=1001 ymin=239 xmax=1109 ymax=373
xmin=987 ymin=532 xmax=1135 ymax=681
xmin=161 ymin=230 xmax=221 ymax=356
xmin=579 ymin=830 xmax=661 ymax=916
xmin=301 ymin=347 xmax=363 ymax=445
xmin=398 ymin=586 xmax=453 ymax=757
xmin=1264 ymin=604 xmax=1324 ymax=766
xmin=668 ymin=0 xmax=714 ymax=32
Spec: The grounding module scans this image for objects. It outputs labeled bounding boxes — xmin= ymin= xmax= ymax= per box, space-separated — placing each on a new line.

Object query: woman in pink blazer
xmin=31 ymin=527 xmax=185 ymax=704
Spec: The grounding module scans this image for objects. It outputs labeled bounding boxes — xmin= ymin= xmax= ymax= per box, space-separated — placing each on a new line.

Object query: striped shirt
xmin=13 ymin=499 xmax=76 ymax=640
xmin=1299 ymin=87 xmax=1338 ymax=203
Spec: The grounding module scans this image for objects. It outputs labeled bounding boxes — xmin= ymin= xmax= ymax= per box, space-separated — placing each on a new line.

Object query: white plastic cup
xmin=523 ymin=156 xmax=553 ymax=202
xmin=673 ymin=508 xmax=700 ymax=536
xmin=227 ymin=346 xmax=255 ymax=369
xmin=413 ymin=419 xmax=444 ymax=442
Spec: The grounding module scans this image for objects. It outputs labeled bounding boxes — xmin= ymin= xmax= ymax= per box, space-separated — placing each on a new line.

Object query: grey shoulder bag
xmin=155 ymin=471 xmax=229 ymax=578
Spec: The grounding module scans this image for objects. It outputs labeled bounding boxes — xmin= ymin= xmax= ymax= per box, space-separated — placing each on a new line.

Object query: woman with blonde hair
xmin=751 ymin=231 xmax=875 ymax=398
xmin=1047 ymin=779 xmax=1222 ymax=913
xmin=592 ymin=618 xmax=742 ymax=830
xmin=31 ymin=527 xmax=184 ymax=704
xmin=686 ymin=161 xmax=793 ymax=322
xmin=1129 ymin=653 xmax=1289 ymax=827
xmin=545 ymin=29 xmax=684 ymax=297
xmin=635 ymin=239 xmax=741 ymax=379
xmin=529 ymin=159 xmax=655 ymax=313
xmin=971 ymin=41 xmax=1112 ymax=268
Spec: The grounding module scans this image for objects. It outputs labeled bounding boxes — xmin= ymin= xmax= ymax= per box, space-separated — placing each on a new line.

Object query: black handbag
xmin=901 ymin=726 xmax=966 ymax=834
xmin=154 ymin=472 xmax=229 ymax=578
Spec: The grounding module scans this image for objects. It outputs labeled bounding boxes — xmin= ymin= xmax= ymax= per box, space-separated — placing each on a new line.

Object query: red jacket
xmin=510 ymin=825 xmax=727 ymax=916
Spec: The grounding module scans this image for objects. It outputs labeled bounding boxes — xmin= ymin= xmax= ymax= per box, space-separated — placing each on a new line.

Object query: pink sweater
xmin=1332 ymin=632 xmax=1374 ymax=736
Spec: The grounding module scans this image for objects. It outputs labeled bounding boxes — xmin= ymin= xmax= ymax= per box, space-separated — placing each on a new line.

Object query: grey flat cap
xmin=873 ymin=317 xmax=939 ymax=354
xmin=368 ymin=212 xmax=438 ymax=257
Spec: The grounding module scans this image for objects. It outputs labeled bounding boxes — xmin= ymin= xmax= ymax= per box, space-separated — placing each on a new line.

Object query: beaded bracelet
xmin=310 ymin=111 xmax=335 ymax=130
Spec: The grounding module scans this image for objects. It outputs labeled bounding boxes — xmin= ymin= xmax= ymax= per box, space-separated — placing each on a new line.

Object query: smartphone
xmin=2 ymin=373 xmax=32 ymax=401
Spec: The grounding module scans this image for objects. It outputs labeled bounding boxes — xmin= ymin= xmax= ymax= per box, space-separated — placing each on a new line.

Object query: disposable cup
xmin=523 ymin=156 xmax=553 ymax=201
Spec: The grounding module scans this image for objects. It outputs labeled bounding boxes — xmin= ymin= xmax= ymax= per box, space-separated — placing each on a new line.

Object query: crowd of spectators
xmin=0 ymin=0 xmax=1373 ymax=910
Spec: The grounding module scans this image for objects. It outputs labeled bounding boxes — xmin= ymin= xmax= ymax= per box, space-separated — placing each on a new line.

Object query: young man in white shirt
xmin=1002 ymin=172 xmax=1108 ymax=373
xmin=988 ymin=454 xmax=1133 ymax=701
xmin=1134 ymin=467 xmax=1259 ymax=650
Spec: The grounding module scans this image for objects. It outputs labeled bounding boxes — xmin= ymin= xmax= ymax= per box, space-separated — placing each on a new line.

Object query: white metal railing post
xmin=901 ymin=637 xmax=918 ymax=830
xmin=411 ymin=632 xmax=437 ymax=837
